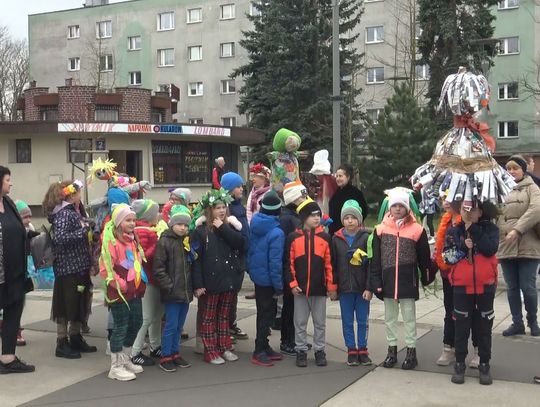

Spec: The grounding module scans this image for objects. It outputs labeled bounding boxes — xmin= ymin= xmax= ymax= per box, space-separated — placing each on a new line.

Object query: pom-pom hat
xmin=169 ymin=205 xmax=192 ymax=227
xmin=283 ymin=179 xmax=307 ymax=206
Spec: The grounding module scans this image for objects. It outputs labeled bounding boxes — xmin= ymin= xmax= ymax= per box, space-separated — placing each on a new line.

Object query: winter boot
xmin=122 ymin=347 xmax=143 ymax=374
xmin=296 ymin=351 xmax=308 ymax=367
xmin=108 ymin=353 xmax=136 ymax=381
xmin=528 ymin=319 xmax=540 ymax=337
xmin=383 ymin=346 xmax=398 ymax=368
xmin=69 ymin=334 xmax=97 ymax=353
xmin=55 ymin=337 xmax=81 ymax=359
xmin=479 ymin=363 xmax=493 ymax=385
xmin=502 ymin=323 xmax=525 ymax=337
xmin=468 ymin=347 xmax=480 ymax=369
xmin=451 ymin=362 xmax=466 ymax=384
xmin=436 ymin=345 xmax=455 ymax=366
xmin=401 ymin=347 xmax=418 ymax=370
xmin=314 ymin=350 xmax=327 ymax=367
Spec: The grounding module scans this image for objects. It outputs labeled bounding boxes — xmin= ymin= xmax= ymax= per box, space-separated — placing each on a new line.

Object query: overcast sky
xmin=1 ymin=0 xmax=127 ymax=40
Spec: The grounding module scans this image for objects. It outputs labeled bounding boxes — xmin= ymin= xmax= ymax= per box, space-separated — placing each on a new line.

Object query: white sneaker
xmin=195 ymin=336 xmax=204 ymax=355
xmin=209 ymin=356 xmax=225 ymax=365
xmin=121 ymin=349 xmax=144 ymax=374
xmin=469 ymin=347 xmax=480 ymax=369
xmin=108 ymin=353 xmax=136 ymax=381
xmin=436 ymin=345 xmax=455 ymax=366
xmin=105 ymin=340 xmax=111 ymax=356
xmin=222 ymin=350 xmax=239 ymax=362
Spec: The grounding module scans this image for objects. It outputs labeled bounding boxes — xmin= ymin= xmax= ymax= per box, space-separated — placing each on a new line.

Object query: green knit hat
xmin=169 ymin=204 xmax=192 ymax=227
xmin=341 ymin=199 xmax=363 ymax=224
xmin=15 ymin=200 xmax=32 ymax=217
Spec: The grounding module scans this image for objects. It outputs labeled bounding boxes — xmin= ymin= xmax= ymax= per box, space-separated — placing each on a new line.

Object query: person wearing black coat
xmin=328 ymin=164 xmax=369 ymax=235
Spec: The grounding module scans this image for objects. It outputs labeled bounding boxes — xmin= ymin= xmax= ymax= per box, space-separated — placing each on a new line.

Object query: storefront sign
xmin=58 ymin=123 xmax=231 ymax=137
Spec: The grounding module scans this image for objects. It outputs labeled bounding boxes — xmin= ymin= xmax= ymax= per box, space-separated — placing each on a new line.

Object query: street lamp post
xmin=332 ymin=0 xmax=341 ymax=170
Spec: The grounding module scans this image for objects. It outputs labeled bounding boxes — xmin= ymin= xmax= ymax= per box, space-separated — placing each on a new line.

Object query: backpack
xmin=30 ymin=225 xmax=54 ymax=269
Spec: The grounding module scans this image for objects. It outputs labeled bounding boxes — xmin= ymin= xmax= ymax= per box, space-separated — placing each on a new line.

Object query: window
xmin=158 ymin=48 xmax=175 ymax=66
xmin=250 ymin=2 xmax=262 ymax=16
xmin=16 ymin=139 xmax=31 ymax=163
xmin=188 ymin=82 xmax=204 ymax=96
xmin=221 ymin=79 xmax=236 ymax=94
xmin=498 ymin=121 xmax=519 ymax=138
xmin=151 ymin=141 xmax=211 ymax=184
xmin=187 ymin=8 xmax=202 ymax=23
xmin=68 ymin=57 xmax=80 ymax=71
xmin=158 ymin=84 xmax=170 ymax=92
xmin=188 ymin=45 xmax=202 ymax=61
xmin=41 ymin=106 xmax=58 ymax=121
xmin=189 ymin=118 xmax=203 ymax=124
xmin=498 ymin=82 xmax=519 ymax=100
xmin=67 ymin=25 xmax=80 ymax=39
xmin=96 ymin=20 xmax=112 ymax=38
xmin=221 ymin=117 xmax=236 ymax=126
xmin=69 ymin=138 xmax=93 ymax=163
xmin=366 ymin=26 xmax=384 ymax=43
xmin=95 ymin=105 xmax=119 ymax=121
xmin=367 ymin=108 xmax=383 ymax=124
xmin=158 ymin=12 xmax=175 ymax=31
xmin=220 ymin=4 xmax=235 ymax=20
xmin=499 ymin=37 xmax=520 ymax=55
xmin=415 ymin=64 xmax=430 ymax=80
xmin=220 ymin=42 xmax=235 ymax=58
xmin=128 ymin=36 xmax=141 ymax=51
xmin=129 ymin=71 xmax=142 ymax=85
xmin=151 ymin=109 xmax=164 ymax=122
xmin=100 ymin=54 xmax=113 ymax=71
xmin=367 ymin=67 xmax=384 ymax=84
xmin=498 ymin=0 xmax=519 ymax=9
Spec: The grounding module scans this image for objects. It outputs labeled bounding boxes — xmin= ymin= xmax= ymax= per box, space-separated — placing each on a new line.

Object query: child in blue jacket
xmin=248 ymin=190 xmax=285 ymax=366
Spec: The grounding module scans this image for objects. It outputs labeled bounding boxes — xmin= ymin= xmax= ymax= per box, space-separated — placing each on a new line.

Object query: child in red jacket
xmin=443 ymin=201 xmax=499 ymax=386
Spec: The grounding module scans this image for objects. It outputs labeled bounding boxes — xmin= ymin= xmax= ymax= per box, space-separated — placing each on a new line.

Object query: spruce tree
xmin=232 ymin=0 xmax=363 ymax=164
xmin=360 ymin=83 xmax=436 ymax=204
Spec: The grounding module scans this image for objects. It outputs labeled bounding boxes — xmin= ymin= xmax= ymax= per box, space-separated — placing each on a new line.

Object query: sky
xmin=1 ymin=0 xmax=127 ymax=40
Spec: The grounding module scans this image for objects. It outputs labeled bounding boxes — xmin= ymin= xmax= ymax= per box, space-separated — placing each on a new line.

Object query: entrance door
xmin=108 ymin=150 xmax=142 ymax=181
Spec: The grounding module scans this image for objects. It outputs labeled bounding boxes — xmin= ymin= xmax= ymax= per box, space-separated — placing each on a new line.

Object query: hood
xmin=47 ymin=201 xmax=74 ymax=223
xmin=250 ymin=213 xmax=280 ymax=237
xmin=515 ymin=175 xmax=534 ymax=190
xmin=161 ymin=228 xmax=184 ymax=240
xmin=294 ymin=225 xmax=325 ymax=236
xmin=335 ymin=227 xmax=369 ymax=243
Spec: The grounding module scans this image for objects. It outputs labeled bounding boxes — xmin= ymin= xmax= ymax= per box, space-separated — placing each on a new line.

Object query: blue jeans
xmin=339 ymin=292 xmax=370 ymax=349
xmin=161 ymin=302 xmax=190 ymax=358
xmin=500 ymin=259 xmax=539 ymax=326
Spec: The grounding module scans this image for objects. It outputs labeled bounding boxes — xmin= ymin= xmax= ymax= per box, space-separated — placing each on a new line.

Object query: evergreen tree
xmin=417 ymin=0 xmax=498 ymax=116
xmin=232 ymin=0 xmax=363 ymax=164
xmin=360 ymin=83 xmax=436 ymax=204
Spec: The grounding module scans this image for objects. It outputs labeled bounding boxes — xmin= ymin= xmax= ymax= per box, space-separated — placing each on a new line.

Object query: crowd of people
xmin=0 ymin=152 xmax=539 ymax=387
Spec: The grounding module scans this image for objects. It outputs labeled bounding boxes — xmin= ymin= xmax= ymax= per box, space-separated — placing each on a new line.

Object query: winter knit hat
xmin=168 ymin=204 xmax=192 ymax=227
xmin=297 ymin=198 xmax=322 ymax=224
xmin=107 ymin=187 xmax=130 ymax=211
xmin=250 ymin=163 xmax=271 ymax=181
xmin=388 ymin=189 xmax=410 ymax=211
xmin=15 ymin=200 xmax=32 ymax=217
xmin=132 ymin=199 xmax=159 ymax=222
xmin=283 ymin=179 xmax=308 ymax=206
xmin=221 ymin=172 xmax=244 ymax=192
xmin=111 ymin=203 xmax=135 ymax=228
xmin=260 ymin=190 xmax=282 ymax=216
xmin=341 ymin=199 xmax=363 ymax=224
xmin=170 ymin=187 xmax=192 ymax=204
xmin=507 ymin=155 xmax=528 ymax=174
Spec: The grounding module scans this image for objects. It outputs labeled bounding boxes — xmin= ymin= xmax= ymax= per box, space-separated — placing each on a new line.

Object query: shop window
xmin=152 ymin=141 xmax=211 ymax=184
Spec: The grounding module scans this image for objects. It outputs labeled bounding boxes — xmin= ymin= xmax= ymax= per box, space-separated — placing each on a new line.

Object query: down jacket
xmin=247 ymin=212 xmax=285 ymax=291
xmin=497 ymin=176 xmax=540 ymax=260
xmin=331 ymin=228 xmax=371 ymax=294
xmin=134 ymin=220 xmax=159 ymax=285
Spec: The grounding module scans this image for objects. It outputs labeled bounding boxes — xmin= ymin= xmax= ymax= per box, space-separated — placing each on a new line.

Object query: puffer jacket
xmin=134 ymin=220 xmax=159 ymax=285
xmin=497 ymin=176 xmax=540 ymax=260
xmin=49 ymin=202 xmax=91 ymax=277
xmin=247 ymin=213 xmax=285 ymax=291
xmin=331 ymin=228 xmax=371 ymax=294
xmin=191 ymin=217 xmax=245 ymax=294
xmin=153 ymin=229 xmax=193 ymax=303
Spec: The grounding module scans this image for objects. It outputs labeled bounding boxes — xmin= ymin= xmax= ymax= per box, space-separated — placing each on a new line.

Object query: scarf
xmin=249 ymin=184 xmax=271 ymax=214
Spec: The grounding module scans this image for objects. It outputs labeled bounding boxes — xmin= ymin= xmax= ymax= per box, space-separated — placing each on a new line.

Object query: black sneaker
xmin=69 ymin=334 xmax=97 ymax=353
xmin=0 ymin=357 xmax=35 ymax=374
xmin=150 ymin=346 xmax=162 ymax=358
xmin=159 ymin=358 xmax=177 ymax=372
xmin=296 ymin=351 xmax=308 ymax=367
xmin=358 ymin=353 xmax=373 ymax=366
xmin=173 ymin=355 xmax=192 ymax=368
xmin=347 ymin=349 xmax=359 ymax=366
xmin=280 ymin=343 xmax=296 ymax=356
xmin=502 ymin=323 xmax=525 ymax=337
xmin=132 ymin=352 xmax=155 ymax=366
xmin=315 ymin=350 xmax=327 ymax=367
xmin=266 ymin=347 xmax=284 ymax=361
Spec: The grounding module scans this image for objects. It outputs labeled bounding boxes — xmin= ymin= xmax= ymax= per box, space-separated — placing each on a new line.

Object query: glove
xmin=350 ymin=248 xmax=368 ymax=266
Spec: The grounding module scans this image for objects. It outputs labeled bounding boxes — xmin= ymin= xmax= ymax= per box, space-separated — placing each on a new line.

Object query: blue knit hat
xmin=107 ymin=187 xmax=130 ymax=211
xmin=221 ymin=172 xmax=244 ymax=192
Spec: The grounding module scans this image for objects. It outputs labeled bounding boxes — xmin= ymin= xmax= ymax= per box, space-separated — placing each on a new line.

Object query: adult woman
xmin=328 ymin=164 xmax=369 ymax=235
xmin=0 ymin=166 xmax=35 ymax=373
xmin=497 ymin=155 xmax=540 ymax=337
xmin=246 ymin=163 xmax=271 ymax=223
xmin=212 ymin=157 xmax=226 ymax=190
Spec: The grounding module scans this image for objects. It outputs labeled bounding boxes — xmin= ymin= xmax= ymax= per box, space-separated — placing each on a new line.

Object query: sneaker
xmin=209 ymin=356 xmax=225 ymax=365
xmin=230 ymin=325 xmax=249 ymax=340
xmin=280 ymin=343 xmax=296 ymax=356
xmin=266 ymin=348 xmax=284 ymax=361
xmin=296 ymin=351 xmax=308 ymax=367
xmin=69 ymin=334 xmax=97 ymax=353
xmin=358 ymin=348 xmax=372 ymax=366
xmin=150 ymin=346 xmax=162 ymax=358
xmin=436 ymin=345 xmax=455 ymax=366
xmin=131 ymin=352 xmax=155 ymax=366
xmin=478 ymin=363 xmax=492 ymax=385
xmin=222 ymin=350 xmax=239 ymax=362
xmin=468 ymin=348 xmax=479 ymax=369
xmin=315 ymin=350 xmax=327 ymax=367
xmin=251 ymin=352 xmax=274 ymax=367
xmin=159 ymin=358 xmax=177 ymax=373
xmin=0 ymin=357 xmax=35 ymax=374
xmin=173 ymin=355 xmax=192 ymax=368
xmin=502 ymin=323 xmax=525 ymax=337
xmin=16 ymin=329 xmax=26 ymax=346
xmin=108 ymin=353 xmax=135 ymax=381
xmin=451 ymin=362 xmax=466 ymax=384
xmin=347 ymin=349 xmax=359 ymax=366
